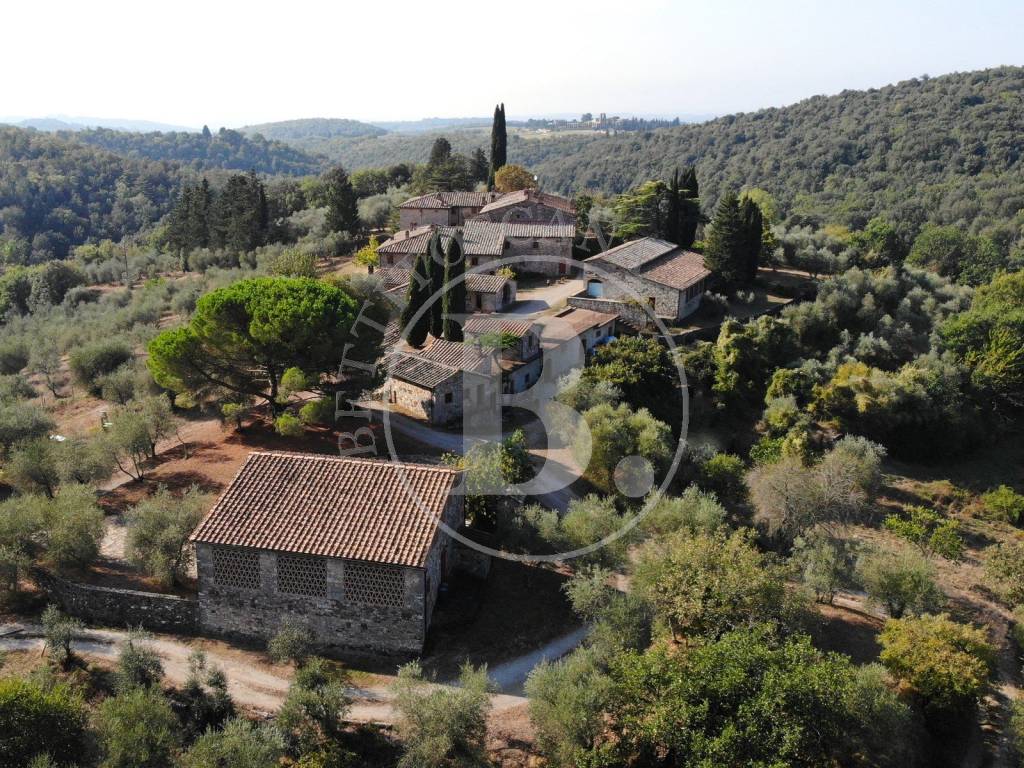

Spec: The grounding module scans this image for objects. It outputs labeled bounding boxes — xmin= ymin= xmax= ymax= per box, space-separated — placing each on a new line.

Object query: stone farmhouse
xmin=386 ymin=337 xmax=497 ymax=425
xmin=189 ymin=452 xmax=464 ymax=657
xmin=580 ymin=236 xmax=711 ymax=321
xmin=543 ymin=307 xmax=619 ymax=359
xmin=381 ymin=189 xmax=578 ymax=278
xmin=462 ymin=315 xmax=543 ymax=394
xmin=474 ymin=189 xmax=577 ymax=225
xmin=376 ymin=266 xmax=516 ymax=313
xmin=398 ymin=190 xmax=500 ymax=229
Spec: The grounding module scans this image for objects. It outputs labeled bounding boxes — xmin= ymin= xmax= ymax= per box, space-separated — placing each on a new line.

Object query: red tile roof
xmin=478 ymin=189 xmax=576 ymax=216
xmin=586 ymin=237 xmax=710 ymax=291
xmin=399 ymin=191 xmax=497 ymax=209
xmin=190 ymin=452 xmax=460 ymax=568
xmin=462 ymin=315 xmax=535 ymax=338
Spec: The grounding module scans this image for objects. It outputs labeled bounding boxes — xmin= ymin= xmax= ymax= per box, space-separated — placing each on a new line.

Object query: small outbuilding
xmin=190 ymin=452 xmax=464 ymax=657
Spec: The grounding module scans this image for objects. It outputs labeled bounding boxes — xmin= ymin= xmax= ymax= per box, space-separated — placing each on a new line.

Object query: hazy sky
xmin=6 ymin=0 xmax=1023 ymax=129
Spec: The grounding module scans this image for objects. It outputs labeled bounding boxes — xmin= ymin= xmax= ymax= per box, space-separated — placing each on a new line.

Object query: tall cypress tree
xmin=400 ymin=249 xmax=433 ymax=348
xmin=322 ymin=166 xmax=358 ymax=234
xmin=739 ymin=196 xmax=764 ymax=282
xmin=489 ymin=103 xmax=507 ymax=189
xmin=428 ymin=232 xmax=446 ymax=339
xmin=442 ymin=236 xmax=466 ymax=342
xmin=679 ymin=166 xmax=702 ymax=248
xmin=666 ymin=169 xmax=683 ymax=246
xmin=704 ymin=191 xmax=745 ymax=286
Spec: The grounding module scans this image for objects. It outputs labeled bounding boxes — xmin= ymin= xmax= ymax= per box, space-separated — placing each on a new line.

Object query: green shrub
xmin=984 ymin=540 xmax=1024 ymax=605
xmin=856 ymin=548 xmax=943 ymax=618
xmin=883 ymin=505 xmax=965 ymax=560
xmin=274 ymin=412 xmax=304 ymax=437
xmin=0 ymin=677 xmax=89 ymax=768
xmin=0 ymin=339 xmax=30 ymax=375
xmin=69 ymin=339 xmax=133 ymax=394
xmin=41 ymin=605 xmax=82 ymax=669
xmin=298 ymin=398 xmax=334 ymax=425
xmin=96 ymin=686 xmax=180 ymax=768
xmin=879 ymin=613 xmax=993 ymax=711
xmin=698 ymin=453 xmax=748 ymax=506
xmin=979 ymin=485 xmax=1024 ymax=524
xmin=267 ymin=620 xmax=312 ymax=666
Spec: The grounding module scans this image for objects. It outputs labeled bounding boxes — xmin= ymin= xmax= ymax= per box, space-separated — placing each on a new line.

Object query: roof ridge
xmin=248 ymin=450 xmax=459 ymax=474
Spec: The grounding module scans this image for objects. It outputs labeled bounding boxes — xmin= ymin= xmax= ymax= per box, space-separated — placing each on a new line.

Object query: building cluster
xmin=186 ymin=188 xmax=715 ymax=661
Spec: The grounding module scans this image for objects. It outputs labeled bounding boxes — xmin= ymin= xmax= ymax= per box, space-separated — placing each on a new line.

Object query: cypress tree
xmin=489 ymin=103 xmax=507 ymax=188
xmin=442 ymin=236 xmax=466 ymax=342
xmin=739 ymin=196 xmax=764 ymax=282
xmin=679 ymin=165 xmax=702 ymax=248
xmin=322 ymin=166 xmax=359 ymax=234
xmin=704 ymin=191 xmax=745 ymax=286
xmin=428 ymin=232 xmax=446 ymax=339
xmin=666 ymin=169 xmax=683 ymax=246
xmin=400 ymin=249 xmax=432 ymax=348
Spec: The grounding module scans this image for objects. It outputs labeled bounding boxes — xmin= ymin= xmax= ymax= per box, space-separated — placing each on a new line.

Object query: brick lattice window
xmin=211 ymin=546 xmax=260 ymax=589
xmin=276 ymin=553 xmax=328 ymax=598
xmin=343 ymin=561 xmax=404 ymax=607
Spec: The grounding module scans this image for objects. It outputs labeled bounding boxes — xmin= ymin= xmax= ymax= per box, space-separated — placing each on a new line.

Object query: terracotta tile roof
xmin=190 ymin=452 xmax=459 ymax=568
xmin=460 ymin=221 xmax=507 ymax=256
xmin=585 ymin=237 xmax=710 ymax=291
xmin=586 ymin=237 xmax=678 ymax=270
xmin=641 ymin=250 xmax=711 ymax=291
xmin=501 ymin=222 xmax=576 ymax=239
xmin=462 ymin=314 xmax=535 ymax=338
xmin=377 ymin=267 xmax=508 ymax=295
xmin=419 ymin=338 xmax=495 ymax=374
xmin=387 ymin=353 xmax=459 ymax=389
xmin=478 ymin=189 xmax=576 ymax=216
xmin=380 ymin=224 xmax=505 ymax=258
xmin=399 ymin=191 xmax=497 ymax=209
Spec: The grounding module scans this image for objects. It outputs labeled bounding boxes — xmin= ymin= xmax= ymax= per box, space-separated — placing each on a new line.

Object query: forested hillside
xmin=240 ymin=117 xmax=386 ymax=142
xmin=0 ymin=127 xmax=183 ymax=262
xmin=522 ymin=67 xmax=1024 ymax=236
xmin=63 ymin=126 xmax=325 ymax=176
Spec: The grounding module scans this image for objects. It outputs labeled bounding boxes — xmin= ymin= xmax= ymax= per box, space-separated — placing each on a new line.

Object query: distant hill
xmin=241 ymin=118 xmax=387 ymax=142
xmin=63 ymin=126 xmax=325 ymax=176
xmin=370 ymin=117 xmax=492 ymax=133
xmin=9 ymin=116 xmax=195 ymax=133
xmin=515 ymin=67 xmax=1024 ymax=237
xmin=0 ymin=127 xmax=183 ymax=260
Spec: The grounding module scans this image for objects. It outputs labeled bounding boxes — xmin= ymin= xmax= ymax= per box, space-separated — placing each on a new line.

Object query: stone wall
xmin=504 ymin=235 xmax=573 ymax=276
xmin=388 ymin=373 xmax=466 ymax=425
xmin=399 ymin=208 xmax=450 ymax=229
xmin=32 ymin=568 xmax=197 ymax=633
xmin=196 ymin=545 xmax=426 ymax=658
xmin=567 ymin=294 xmax=650 ymax=328
xmin=584 ymin=263 xmax=683 ymax=319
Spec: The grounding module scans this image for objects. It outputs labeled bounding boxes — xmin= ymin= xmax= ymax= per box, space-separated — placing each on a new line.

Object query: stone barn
xmin=582 ymin=237 xmax=711 ymax=321
xmin=190 ymin=452 xmax=464 ymax=657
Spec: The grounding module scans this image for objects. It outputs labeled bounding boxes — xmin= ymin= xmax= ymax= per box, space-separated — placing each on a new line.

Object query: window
xmin=470 ymin=257 xmax=479 ymax=266
xmin=212 ymin=546 xmax=260 ymax=590
xmin=343 ymin=561 xmax=405 ymax=607
xmin=276 ymin=553 xmax=328 ymax=598
xmin=444 ymin=391 xmax=453 ymax=403
xmin=532 ymin=240 xmax=540 ymax=249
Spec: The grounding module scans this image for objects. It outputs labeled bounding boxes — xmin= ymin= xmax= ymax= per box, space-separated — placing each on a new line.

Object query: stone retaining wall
xmin=32 ymin=568 xmax=197 ymax=633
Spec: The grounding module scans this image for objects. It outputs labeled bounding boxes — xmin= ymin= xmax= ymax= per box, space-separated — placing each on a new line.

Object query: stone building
xmin=190 ymin=452 xmax=464 ymax=657
xmin=385 ymin=339 xmax=496 ymax=425
xmin=582 ymin=237 xmax=711 ymax=321
xmin=542 ymin=307 xmax=619 ymax=358
xmin=398 ymin=191 xmax=499 ymax=229
xmin=465 ymin=220 xmax=576 ymax=277
xmin=376 ymin=266 xmax=516 ymax=313
xmin=377 ymin=224 xmax=505 ymax=271
xmin=475 ymin=189 xmax=577 ymax=225
xmin=462 ymin=315 xmax=543 ymax=393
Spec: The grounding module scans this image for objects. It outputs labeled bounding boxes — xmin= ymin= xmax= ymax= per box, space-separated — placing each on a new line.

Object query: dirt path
xmin=0 ymin=623 xmax=527 ymax=723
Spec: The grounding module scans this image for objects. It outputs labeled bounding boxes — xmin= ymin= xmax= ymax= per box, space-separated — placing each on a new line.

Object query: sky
xmin=5 ymin=0 xmax=1023 ymax=129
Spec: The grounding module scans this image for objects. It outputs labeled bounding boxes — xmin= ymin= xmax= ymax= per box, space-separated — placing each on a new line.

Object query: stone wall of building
xmin=399 ymin=208 xmax=450 ymax=229
xmin=585 ymin=263 xmax=683 ymax=319
xmin=32 ymin=568 xmax=197 ymax=633
xmin=195 ymin=545 xmax=426 ymax=658
xmin=504 ymin=236 xmax=573 ymax=276
xmin=388 ymin=374 xmax=465 ymax=425
xmin=567 ymin=294 xmax=650 ymax=328
xmin=195 ymin=495 xmax=464 ymax=659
